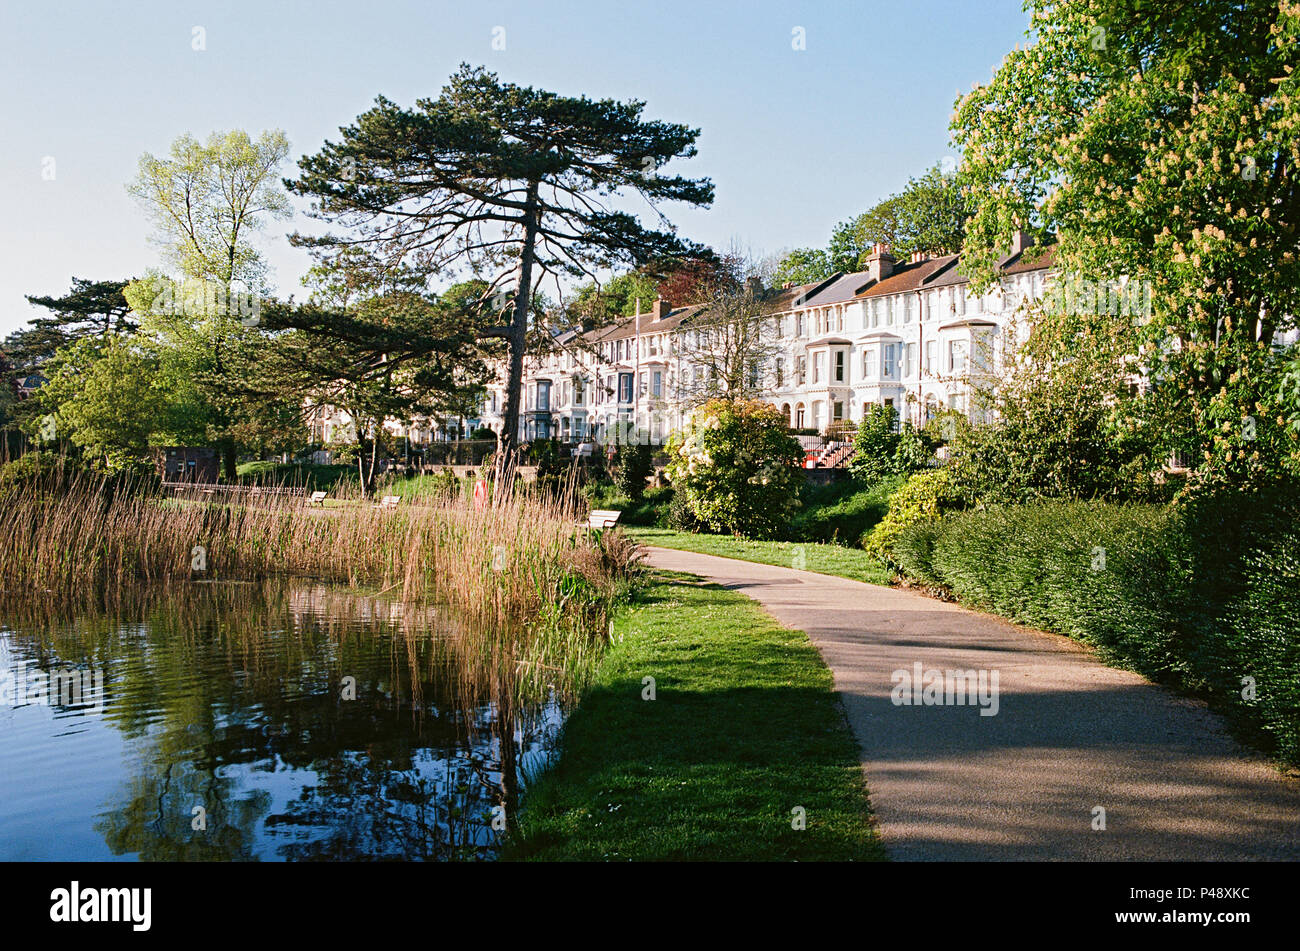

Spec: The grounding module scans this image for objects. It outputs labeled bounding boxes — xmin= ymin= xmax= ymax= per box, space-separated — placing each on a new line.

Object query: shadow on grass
xmin=505 ymin=575 xmax=884 ymax=861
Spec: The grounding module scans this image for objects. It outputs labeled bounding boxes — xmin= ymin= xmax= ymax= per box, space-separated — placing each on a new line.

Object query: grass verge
xmin=504 ymin=571 xmax=883 ymax=861
xmin=626 ymin=527 xmax=892 ymax=585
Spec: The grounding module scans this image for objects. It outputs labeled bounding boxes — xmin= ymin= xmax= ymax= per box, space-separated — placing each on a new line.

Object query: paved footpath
xmin=645 ymin=547 xmax=1300 ymax=860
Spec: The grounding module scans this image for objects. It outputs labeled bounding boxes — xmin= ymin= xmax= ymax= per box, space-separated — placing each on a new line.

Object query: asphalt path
xmin=645 ymin=546 xmax=1300 ymax=860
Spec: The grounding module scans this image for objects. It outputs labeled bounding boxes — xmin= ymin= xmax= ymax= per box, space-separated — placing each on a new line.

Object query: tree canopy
xmin=952 ymin=0 xmax=1300 ymax=487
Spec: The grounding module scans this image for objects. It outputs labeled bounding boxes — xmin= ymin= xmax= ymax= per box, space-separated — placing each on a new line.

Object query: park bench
xmin=375 ymin=495 xmax=402 ymax=510
xmin=306 ymin=491 xmax=328 ymax=506
xmin=585 ymin=509 xmax=621 ymax=529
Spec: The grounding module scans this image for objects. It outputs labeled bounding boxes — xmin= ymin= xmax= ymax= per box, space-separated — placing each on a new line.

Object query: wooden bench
xmin=306 ymin=491 xmax=328 ymax=506
xmin=586 ymin=509 xmax=621 ymax=529
xmin=375 ymin=495 xmax=402 ymax=510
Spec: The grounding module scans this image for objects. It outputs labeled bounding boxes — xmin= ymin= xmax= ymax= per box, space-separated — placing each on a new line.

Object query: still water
xmin=0 ymin=583 xmax=563 ymax=861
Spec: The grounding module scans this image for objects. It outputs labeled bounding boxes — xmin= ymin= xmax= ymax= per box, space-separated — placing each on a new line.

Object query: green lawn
xmin=626 ymin=527 xmax=893 ymax=586
xmin=504 ymin=572 xmax=884 ymax=861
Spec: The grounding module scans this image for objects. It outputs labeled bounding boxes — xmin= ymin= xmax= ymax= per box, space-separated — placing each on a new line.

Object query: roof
xmin=587 ymin=303 xmax=709 ymax=342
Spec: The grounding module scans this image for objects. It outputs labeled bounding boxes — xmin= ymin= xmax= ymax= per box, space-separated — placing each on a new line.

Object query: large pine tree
xmin=287 ymin=64 xmax=713 ymax=458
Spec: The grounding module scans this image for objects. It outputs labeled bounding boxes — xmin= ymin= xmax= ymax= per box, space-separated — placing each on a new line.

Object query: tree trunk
xmin=499 ymin=181 xmax=541 ymax=466
xmin=221 ymin=441 xmax=237 ymax=482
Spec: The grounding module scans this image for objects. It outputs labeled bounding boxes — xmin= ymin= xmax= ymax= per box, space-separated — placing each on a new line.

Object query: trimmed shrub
xmin=1223 ymin=530 xmax=1300 ymax=762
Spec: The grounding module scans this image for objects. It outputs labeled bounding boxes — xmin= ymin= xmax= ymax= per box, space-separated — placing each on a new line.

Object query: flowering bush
xmin=665 ymin=399 xmax=803 ymax=538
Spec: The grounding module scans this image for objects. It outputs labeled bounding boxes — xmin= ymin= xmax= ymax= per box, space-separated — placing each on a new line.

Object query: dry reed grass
xmin=0 ymin=463 xmax=642 ymax=648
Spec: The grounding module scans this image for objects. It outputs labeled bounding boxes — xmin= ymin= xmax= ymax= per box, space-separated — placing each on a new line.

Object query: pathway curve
xmin=644 ymin=546 xmax=1300 ymax=860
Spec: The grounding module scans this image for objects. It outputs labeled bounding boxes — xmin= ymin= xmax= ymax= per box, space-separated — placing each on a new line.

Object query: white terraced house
xmin=305 ymin=235 xmax=1057 ymax=455
xmin=475 ymin=234 xmax=1055 ymax=443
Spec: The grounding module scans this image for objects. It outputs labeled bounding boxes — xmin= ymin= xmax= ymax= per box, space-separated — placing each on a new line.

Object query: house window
xmin=652 ymin=370 xmax=662 ymax=398
xmin=906 ymin=343 xmax=917 ymax=378
xmin=863 ymin=348 xmax=878 ymax=378
xmin=883 ymin=344 xmax=897 ymax=379
xmin=796 ymin=404 xmax=806 ymax=428
xmin=775 ymin=357 xmax=785 ymax=387
xmin=949 ymin=340 xmax=967 ymax=374
xmin=574 ymin=378 xmax=584 ymax=405
xmin=638 ymin=372 xmax=648 ymax=398
xmin=619 ymin=373 xmax=633 ymax=403
xmin=833 ymin=401 xmax=844 ymax=421
xmin=796 ymin=356 xmax=807 ymax=385
xmin=834 ymin=350 xmax=845 ymax=382
xmin=926 ymin=341 xmax=936 ymax=375
xmin=813 ymin=352 xmax=823 ymax=383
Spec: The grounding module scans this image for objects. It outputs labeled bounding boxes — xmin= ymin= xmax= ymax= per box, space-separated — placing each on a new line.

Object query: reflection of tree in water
xmin=5 ymin=583 xmax=571 ymax=861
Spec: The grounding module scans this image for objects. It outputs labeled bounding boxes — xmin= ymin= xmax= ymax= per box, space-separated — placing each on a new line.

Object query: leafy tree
xmin=849 ymin=404 xmax=901 ymax=483
xmin=565 ymin=270 xmax=661 ymax=329
xmin=258 ymin=270 xmax=492 ymax=492
xmin=286 ymin=64 xmax=713 ymax=460
xmin=893 ymin=422 xmax=935 ymax=474
xmin=611 ymin=424 xmax=654 ymax=499
xmin=35 ymin=335 xmax=166 ymax=470
xmin=665 ymin=398 xmax=803 ymax=537
xmin=773 ymin=247 xmax=833 ymax=287
xmin=829 ymin=164 xmax=969 ymax=271
xmin=947 ymin=307 xmax=1164 ymax=505
xmin=654 ymin=254 xmax=723 ymax=306
xmin=952 ymin=0 xmax=1300 ymax=488
xmin=124 ymin=129 xmax=294 ymax=477
xmin=128 ymin=129 xmax=291 ymax=289
xmin=8 ymin=278 xmax=135 ymax=367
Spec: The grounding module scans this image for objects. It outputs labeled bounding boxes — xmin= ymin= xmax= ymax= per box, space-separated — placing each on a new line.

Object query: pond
xmin=0 ymin=583 xmax=565 ymax=861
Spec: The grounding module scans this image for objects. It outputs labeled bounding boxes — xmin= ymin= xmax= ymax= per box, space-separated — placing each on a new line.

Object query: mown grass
xmin=626 ymin=527 xmax=892 ymax=585
xmin=505 ymin=572 xmax=883 ymax=861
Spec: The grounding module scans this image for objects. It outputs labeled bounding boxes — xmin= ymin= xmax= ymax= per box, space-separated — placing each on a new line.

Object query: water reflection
xmin=0 ymin=583 xmax=564 ymax=861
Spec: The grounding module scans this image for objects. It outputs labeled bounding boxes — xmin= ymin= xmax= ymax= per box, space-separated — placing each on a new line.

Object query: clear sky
xmin=0 ymin=0 xmax=1032 ymax=335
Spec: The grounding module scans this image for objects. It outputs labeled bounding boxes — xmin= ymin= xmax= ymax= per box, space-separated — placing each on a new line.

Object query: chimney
xmin=864 ymin=242 xmax=896 ymax=283
xmin=909 ymin=250 xmax=928 ymax=264
xmin=1010 ymin=229 xmax=1034 ymax=256
xmin=651 ymin=297 xmax=671 ymax=322
xmin=745 ymin=276 xmax=764 ymax=297
xmin=782 ymin=281 xmax=793 ymax=290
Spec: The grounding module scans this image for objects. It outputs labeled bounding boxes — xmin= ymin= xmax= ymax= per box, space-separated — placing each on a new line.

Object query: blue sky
xmin=0 ymin=0 xmax=1032 ymax=335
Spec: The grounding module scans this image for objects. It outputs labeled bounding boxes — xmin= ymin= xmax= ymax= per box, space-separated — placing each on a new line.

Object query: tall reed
xmin=0 ymin=464 xmax=642 ymax=648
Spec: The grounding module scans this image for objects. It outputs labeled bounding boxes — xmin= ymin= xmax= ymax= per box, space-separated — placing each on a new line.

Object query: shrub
xmin=1222 ymin=529 xmax=1300 ymax=762
xmin=892 ymin=422 xmax=935 ymax=474
xmin=667 ymin=481 xmax=705 ymax=532
xmin=788 ymin=476 xmax=902 ymax=545
xmin=863 ymin=468 xmax=963 ymax=561
xmin=665 ymin=399 xmax=803 ymax=538
xmin=848 ymin=404 xmax=899 ymax=482
xmin=612 ymin=429 xmax=654 ymax=500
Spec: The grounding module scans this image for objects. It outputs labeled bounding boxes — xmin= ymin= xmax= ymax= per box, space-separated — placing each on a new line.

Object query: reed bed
xmin=0 ymin=465 xmax=643 ymax=652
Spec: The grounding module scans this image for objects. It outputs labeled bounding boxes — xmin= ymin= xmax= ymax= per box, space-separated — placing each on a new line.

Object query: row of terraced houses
xmin=308 ymin=235 xmax=1055 ymax=451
